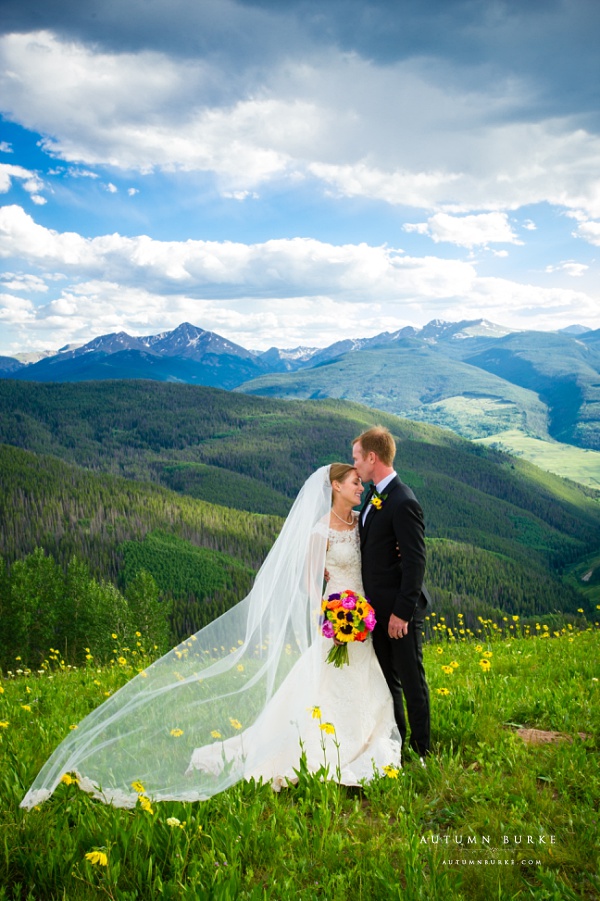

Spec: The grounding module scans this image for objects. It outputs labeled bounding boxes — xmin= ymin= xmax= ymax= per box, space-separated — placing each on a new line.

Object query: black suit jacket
xmin=359 ymin=476 xmax=431 ymax=624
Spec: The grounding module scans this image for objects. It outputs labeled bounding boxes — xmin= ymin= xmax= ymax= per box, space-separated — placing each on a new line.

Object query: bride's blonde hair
xmin=329 ymin=462 xmax=356 ymax=502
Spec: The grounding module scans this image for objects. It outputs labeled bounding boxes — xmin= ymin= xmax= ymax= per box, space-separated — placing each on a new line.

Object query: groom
xmin=352 ymin=426 xmax=431 ymax=760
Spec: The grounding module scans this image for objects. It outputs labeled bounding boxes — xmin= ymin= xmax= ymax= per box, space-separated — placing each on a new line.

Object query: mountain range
xmin=2 ymin=318 xmax=599 ymax=452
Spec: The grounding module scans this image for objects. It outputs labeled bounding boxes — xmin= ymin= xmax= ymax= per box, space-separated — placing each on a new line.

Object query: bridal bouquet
xmin=321 ymin=590 xmax=376 ymax=667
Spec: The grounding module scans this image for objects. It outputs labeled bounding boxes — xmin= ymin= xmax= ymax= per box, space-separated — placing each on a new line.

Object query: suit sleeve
xmin=391 ymin=496 xmax=427 ymax=621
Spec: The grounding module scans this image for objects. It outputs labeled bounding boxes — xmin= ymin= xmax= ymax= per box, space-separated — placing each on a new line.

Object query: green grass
xmin=1 ymin=624 xmax=599 ymax=900
xmin=476 ymin=430 xmax=600 ymax=489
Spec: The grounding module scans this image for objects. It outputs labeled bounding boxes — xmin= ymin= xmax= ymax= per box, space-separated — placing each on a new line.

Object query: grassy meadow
xmin=1 ymin=620 xmax=598 ymax=901
xmin=476 ymin=430 xmax=600 ymax=490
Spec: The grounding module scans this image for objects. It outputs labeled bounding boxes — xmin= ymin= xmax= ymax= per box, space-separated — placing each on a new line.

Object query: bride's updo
xmin=329 ymin=462 xmax=356 ymax=501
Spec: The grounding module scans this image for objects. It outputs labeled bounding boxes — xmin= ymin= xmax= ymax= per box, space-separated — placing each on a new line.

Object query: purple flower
xmin=322 ymin=621 xmax=335 ymax=639
xmin=364 ymin=612 xmax=376 ymax=631
xmin=327 ymin=592 xmax=341 ymax=601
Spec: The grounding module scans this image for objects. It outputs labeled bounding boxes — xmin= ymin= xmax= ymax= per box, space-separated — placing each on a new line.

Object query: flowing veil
xmin=21 ymin=466 xmax=333 ymax=809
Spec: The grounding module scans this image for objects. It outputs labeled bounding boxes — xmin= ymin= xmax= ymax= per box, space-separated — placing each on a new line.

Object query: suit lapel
xmin=360 ymin=476 xmax=402 ymax=548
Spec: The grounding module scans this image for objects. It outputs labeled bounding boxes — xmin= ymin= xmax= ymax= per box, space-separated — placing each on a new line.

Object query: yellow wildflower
xmin=229 ymin=718 xmax=242 ymax=730
xmin=436 ymin=687 xmax=450 ymax=696
xmin=450 ymin=661 xmax=459 ymax=668
xmin=441 ymin=665 xmax=454 ymax=675
xmin=475 ymin=644 xmax=483 ymax=652
xmin=320 ymin=722 xmax=335 ymax=735
xmin=236 ymin=664 xmax=244 ymax=672
xmin=131 ymin=781 xmax=146 ymax=794
xmin=479 ymin=658 xmax=491 ymax=671
xmin=139 ymin=796 xmax=154 ymax=814
xmin=436 ymin=647 xmax=443 ymax=655
xmin=383 ymin=765 xmax=399 ymax=778
xmin=85 ymin=851 xmax=108 ymax=867
xmin=111 ymin=633 xmax=118 ymax=639
xmin=61 ymin=773 xmax=76 ymax=785
xmin=0 ymin=721 xmax=8 ymax=728
xmin=170 ymin=728 xmax=184 ymax=737
xmin=118 ymin=657 xmax=127 ymax=666
xmin=310 ymin=706 xmax=322 ymax=719
xmin=211 ymin=730 xmax=222 ymax=739
xmin=69 ymin=724 xmax=78 ymax=730
xmin=21 ymin=704 xmax=31 ymax=712
xmin=0 ymin=686 xmax=4 ymax=694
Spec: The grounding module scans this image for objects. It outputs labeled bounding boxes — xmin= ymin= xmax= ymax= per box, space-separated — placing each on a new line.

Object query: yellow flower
xmin=21 ymin=704 xmax=31 ymax=712
xmin=0 ymin=686 xmax=4 ymax=694
xmin=139 ymin=796 xmax=154 ymax=814
xmin=131 ymin=781 xmax=146 ymax=794
xmin=210 ymin=730 xmax=222 ymax=739
xmin=441 ymin=665 xmax=454 ymax=675
xmin=475 ymin=644 xmax=483 ymax=652
xmin=236 ymin=664 xmax=244 ymax=672
xmin=111 ymin=633 xmax=118 ymax=639
xmin=85 ymin=851 xmax=108 ymax=867
xmin=229 ymin=718 xmax=242 ymax=730
xmin=69 ymin=724 xmax=78 ymax=730
xmin=436 ymin=687 xmax=450 ymax=696
xmin=118 ymin=657 xmax=127 ymax=666
xmin=483 ymin=651 xmax=493 ymax=658
xmin=383 ymin=765 xmax=399 ymax=778
xmin=61 ymin=773 xmax=77 ymax=785
xmin=436 ymin=647 xmax=443 ymax=655
xmin=450 ymin=661 xmax=459 ymax=668
xmin=140 ymin=671 xmax=148 ymax=678
xmin=135 ymin=631 xmax=141 ymax=637
xmin=479 ymin=658 xmax=491 ymax=671
xmin=310 ymin=706 xmax=322 ymax=719
xmin=0 ymin=721 xmax=8 ymax=728
xmin=170 ymin=728 xmax=184 ymax=737
xmin=320 ymin=722 xmax=335 ymax=735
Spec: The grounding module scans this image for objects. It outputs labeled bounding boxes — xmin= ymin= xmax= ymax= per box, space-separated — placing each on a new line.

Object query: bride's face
xmin=335 ymin=471 xmax=363 ymax=507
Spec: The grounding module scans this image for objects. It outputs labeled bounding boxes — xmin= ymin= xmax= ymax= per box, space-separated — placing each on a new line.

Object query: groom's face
xmin=352 ymin=442 xmax=374 ymax=482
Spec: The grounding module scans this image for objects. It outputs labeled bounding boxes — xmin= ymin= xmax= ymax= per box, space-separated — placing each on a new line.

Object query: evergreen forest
xmin=1 ymin=379 xmax=599 ymax=670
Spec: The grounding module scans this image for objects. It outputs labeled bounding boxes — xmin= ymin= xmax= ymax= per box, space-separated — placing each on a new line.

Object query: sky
xmin=0 ymin=0 xmax=600 ymax=355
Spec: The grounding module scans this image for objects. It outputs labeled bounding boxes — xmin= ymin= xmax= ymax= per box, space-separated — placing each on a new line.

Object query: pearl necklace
xmin=331 ymin=508 xmax=354 ymax=526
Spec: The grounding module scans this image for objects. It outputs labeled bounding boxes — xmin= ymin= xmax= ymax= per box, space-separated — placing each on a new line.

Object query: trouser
xmin=372 ymin=599 xmax=430 ymax=757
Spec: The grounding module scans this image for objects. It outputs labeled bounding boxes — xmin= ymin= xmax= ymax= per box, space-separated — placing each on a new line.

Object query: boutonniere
xmin=369 ymin=489 xmax=388 ymax=510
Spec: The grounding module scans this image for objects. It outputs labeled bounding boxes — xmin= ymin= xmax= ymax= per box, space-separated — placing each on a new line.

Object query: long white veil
xmin=21 ymin=465 xmax=332 ymax=809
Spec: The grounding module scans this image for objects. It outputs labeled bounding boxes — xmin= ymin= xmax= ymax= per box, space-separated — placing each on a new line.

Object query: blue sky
xmin=0 ymin=0 xmax=599 ymax=355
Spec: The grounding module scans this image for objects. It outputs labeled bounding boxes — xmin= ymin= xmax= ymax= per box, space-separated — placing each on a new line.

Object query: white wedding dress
xmin=188 ymin=520 xmax=402 ymax=789
xmin=21 ymin=469 xmax=400 ymax=811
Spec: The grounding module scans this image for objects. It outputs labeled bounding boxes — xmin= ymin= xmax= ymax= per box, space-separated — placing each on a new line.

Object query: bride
xmin=21 ymin=464 xmax=401 ymax=810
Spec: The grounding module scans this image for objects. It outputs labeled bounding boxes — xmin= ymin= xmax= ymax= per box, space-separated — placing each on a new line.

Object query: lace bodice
xmin=325 ymin=523 xmax=364 ymax=597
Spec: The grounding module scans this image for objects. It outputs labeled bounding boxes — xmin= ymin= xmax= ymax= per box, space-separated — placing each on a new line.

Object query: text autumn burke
xmin=420 ymin=835 xmax=556 ymax=846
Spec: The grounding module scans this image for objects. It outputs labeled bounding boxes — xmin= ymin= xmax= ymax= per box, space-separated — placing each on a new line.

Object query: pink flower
xmin=322 ymin=621 xmax=335 ymax=639
xmin=364 ymin=612 xmax=376 ymax=631
xmin=341 ymin=596 xmax=357 ymax=610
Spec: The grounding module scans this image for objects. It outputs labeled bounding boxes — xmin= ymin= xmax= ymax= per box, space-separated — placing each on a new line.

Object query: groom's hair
xmin=353 ymin=426 xmax=396 ymax=466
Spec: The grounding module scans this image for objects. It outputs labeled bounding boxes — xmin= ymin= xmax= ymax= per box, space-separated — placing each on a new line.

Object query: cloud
xmin=0 ymin=162 xmax=45 ymax=197
xmin=0 ymin=141 xmax=13 ymax=153
xmin=0 ymin=204 xmax=597 ymax=353
xmin=403 ymin=212 xmax=522 ymax=248
xmin=2 ymin=30 xmax=600 ymax=214
xmin=573 ymin=218 xmax=600 ymax=247
xmin=545 ymin=261 xmax=589 ymax=278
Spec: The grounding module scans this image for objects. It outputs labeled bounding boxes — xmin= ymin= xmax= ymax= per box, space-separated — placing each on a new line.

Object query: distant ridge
xmin=2 ymin=318 xmax=599 ymax=451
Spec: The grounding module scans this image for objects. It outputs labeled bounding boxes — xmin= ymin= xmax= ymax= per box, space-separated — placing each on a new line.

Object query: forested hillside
xmin=1 ymin=379 xmax=599 ymax=665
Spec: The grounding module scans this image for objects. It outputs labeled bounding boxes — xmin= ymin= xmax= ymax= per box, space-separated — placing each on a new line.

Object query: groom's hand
xmin=389 ymin=613 xmax=409 ymax=639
